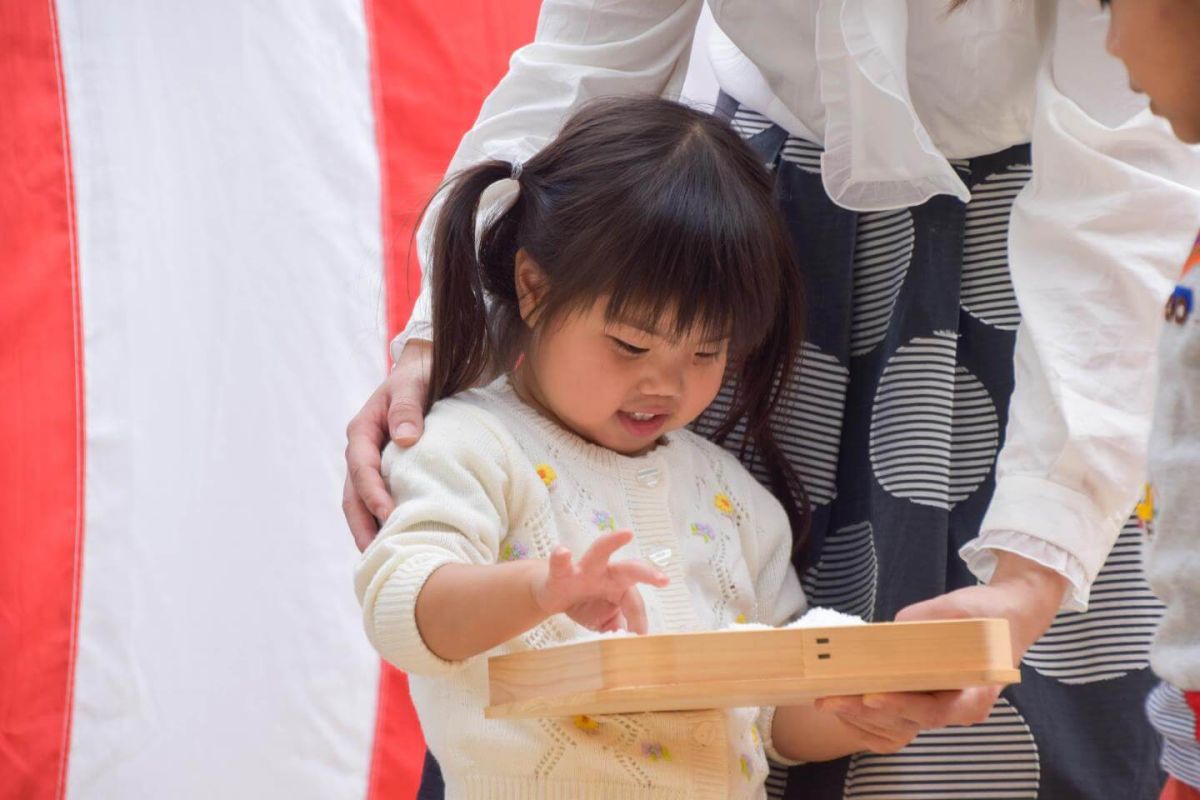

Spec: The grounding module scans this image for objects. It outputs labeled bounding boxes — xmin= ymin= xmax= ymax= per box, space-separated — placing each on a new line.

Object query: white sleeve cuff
xmin=363 ymin=551 xmax=468 ymax=677
xmin=976 ymin=474 xmax=1126 ymax=606
xmin=389 ymin=319 xmax=433 ymax=365
xmin=757 ymin=706 xmax=805 ymax=767
xmin=959 ymin=531 xmax=1090 ymax=613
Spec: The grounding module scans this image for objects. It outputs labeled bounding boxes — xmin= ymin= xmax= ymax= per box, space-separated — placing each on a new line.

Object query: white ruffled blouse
xmin=395 ymin=0 xmax=1200 ymax=611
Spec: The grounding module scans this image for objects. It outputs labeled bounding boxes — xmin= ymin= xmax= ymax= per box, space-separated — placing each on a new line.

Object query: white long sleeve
xmin=965 ymin=1 xmax=1200 ymax=611
xmin=391 ymin=0 xmax=703 ymax=357
xmin=355 ymin=403 xmax=525 ymax=677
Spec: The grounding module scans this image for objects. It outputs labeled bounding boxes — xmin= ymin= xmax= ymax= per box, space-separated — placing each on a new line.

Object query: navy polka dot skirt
xmin=701 ymin=96 xmax=1166 ymax=800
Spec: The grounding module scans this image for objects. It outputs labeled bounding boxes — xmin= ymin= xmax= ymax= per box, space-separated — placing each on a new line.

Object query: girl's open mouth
xmin=617 ymin=410 xmax=668 ymax=437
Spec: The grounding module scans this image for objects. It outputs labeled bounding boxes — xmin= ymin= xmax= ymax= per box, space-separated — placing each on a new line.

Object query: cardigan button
xmin=648 ymin=548 xmax=672 ymax=567
xmin=635 ymin=467 xmax=660 ymax=488
xmin=691 ymin=720 xmax=719 ymax=746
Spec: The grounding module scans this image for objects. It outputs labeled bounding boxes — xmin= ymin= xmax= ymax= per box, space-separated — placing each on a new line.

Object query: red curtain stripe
xmin=0 ymin=2 xmax=85 ymax=799
xmin=363 ymin=1 xmax=541 ymax=796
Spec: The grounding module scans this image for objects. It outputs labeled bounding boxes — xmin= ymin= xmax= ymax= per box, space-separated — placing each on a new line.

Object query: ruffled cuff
xmin=975 ymin=474 xmax=1127 ymax=613
xmin=959 ymin=531 xmax=1089 ymax=613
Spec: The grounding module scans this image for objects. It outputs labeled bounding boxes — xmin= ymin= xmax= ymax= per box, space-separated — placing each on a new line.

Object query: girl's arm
xmin=356 ymin=405 xmax=533 ymax=675
xmin=414 ymin=560 xmax=549 ymax=663
xmin=357 ymin=406 xmax=668 ymax=673
xmin=416 ymin=531 xmax=668 ymax=662
xmin=770 ymin=701 xmax=918 ymax=762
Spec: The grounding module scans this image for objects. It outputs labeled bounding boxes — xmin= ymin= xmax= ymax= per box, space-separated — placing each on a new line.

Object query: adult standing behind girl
xmin=344 ymin=2 xmax=1200 ymax=798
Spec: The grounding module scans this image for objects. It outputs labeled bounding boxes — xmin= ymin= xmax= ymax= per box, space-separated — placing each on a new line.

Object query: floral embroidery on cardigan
xmin=641 ymin=742 xmax=671 ymax=761
xmin=573 ymin=715 xmax=600 ymax=733
xmin=536 ymin=463 xmax=557 ymax=488
xmin=690 ymin=522 xmax=716 ymax=543
xmin=500 ymin=541 xmax=528 ymax=562
xmin=592 ymin=510 xmax=616 ymax=532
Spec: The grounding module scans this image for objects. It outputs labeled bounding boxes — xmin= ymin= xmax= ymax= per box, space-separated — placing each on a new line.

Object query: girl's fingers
xmin=577 ymin=530 xmax=634 ymax=571
xmin=547 ymin=547 xmax=575 ymax=579
xmin=593 ymin=605 xmax=623 ymax=632
xmin=607 ymin=560 xmax=669 ymax=590
xmin=619 ymin=586 xmax=649 ymax=635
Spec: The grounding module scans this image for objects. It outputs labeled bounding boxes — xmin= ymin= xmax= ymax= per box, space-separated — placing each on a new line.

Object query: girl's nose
xmin=638 ymin=363 xmax=684 ymax=398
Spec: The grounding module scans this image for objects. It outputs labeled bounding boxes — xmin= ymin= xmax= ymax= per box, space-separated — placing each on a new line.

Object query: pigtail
xmin=425 ymin=160 xmax=517 ymax=409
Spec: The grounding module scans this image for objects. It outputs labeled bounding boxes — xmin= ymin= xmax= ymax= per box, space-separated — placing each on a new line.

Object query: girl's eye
xmin=610 ymin=337 xmax=649 ymax=356
xmin=695 ymin=351 xmax=722 ymax=362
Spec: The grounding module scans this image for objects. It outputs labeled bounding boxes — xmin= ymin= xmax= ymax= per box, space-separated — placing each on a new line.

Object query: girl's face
xmin=512 ymin=258 xmax=730 ymax=456
xmin=1106 ymin=0 xmax=1200 ymax=143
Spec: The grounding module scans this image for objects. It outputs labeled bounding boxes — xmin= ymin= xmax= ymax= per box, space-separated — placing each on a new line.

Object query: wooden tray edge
xmin=485 ymin=666 xmax=1022 ymax=719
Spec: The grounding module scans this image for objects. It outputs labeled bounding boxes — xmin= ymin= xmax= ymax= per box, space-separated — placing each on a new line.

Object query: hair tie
xmin=510 ymin=160 xmax=523 ymax=181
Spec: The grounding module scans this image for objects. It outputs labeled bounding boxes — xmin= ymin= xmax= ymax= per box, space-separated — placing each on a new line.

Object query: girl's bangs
xmin=552 ymin=170 xmax=783 ymax=354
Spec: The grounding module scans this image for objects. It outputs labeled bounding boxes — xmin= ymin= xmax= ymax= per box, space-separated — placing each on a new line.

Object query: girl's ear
xmin=515 ymin=249 xmax=548 ymax=327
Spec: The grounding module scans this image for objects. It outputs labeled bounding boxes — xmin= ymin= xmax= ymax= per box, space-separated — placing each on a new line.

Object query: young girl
xmin=355 ymin=96 xmax=920 ymax=799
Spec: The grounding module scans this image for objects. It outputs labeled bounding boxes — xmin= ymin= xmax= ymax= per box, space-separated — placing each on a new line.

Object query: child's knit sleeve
xmin=354 ymin=402 xmax=533 ymax=677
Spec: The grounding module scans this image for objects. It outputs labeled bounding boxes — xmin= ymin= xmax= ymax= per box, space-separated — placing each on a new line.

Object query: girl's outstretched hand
xmin=531 ymin=530 xmax=669 ymax=634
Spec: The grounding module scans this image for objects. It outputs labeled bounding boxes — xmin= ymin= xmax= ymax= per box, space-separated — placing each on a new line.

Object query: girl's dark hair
xmin=423 ymin=94 xmax=811 ymax=562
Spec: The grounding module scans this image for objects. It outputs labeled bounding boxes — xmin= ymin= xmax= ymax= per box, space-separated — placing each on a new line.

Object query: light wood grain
xmin=486 ymin=618 xmax=1020 ymax=719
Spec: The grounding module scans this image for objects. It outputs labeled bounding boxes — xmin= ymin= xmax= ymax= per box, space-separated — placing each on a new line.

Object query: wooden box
xmin=486 ymin=618 xmax=1019 ymax=719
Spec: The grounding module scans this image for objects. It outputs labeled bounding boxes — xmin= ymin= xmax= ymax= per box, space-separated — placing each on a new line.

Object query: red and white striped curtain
xmin=1 ymin=2 xmax=540 ymax=798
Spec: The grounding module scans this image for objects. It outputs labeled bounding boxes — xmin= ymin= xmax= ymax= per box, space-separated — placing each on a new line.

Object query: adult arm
xmin=955 ymin=0 xmax=1200 ymax=619
xmin=842 ymin=1 xmax=1200 ymax=733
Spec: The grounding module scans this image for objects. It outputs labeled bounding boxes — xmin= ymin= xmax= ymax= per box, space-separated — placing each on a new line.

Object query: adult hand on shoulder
xmin=531 ymin=531 xmax=670 ymax=635
xmin=342 ymin=339 xmax=432 ymax=552
xmin=823 ymin=551 xmax=1069 ymax=735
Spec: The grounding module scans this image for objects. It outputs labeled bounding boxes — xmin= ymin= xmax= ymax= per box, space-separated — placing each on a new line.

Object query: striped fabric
xmin=842 ymin=700 xmax=1039 ymax=799
xmin=1149 ymin=683 xmax=1200 ymax=792
xmin=1 ymin=2 xmax=539 ymax=798
xmin=702 ymin=100 xmax=1167 ymax=800
xmin=1024 ymin=520 xmax=1164 ymax=684
xmin=849 ymin=209 xmax=915 ymax=357
xmin=801 ymin=521 xmax=878 ymax=622
xmin=960 ymin=166 xmax=1030 ymax=331
xmin=867 ymin=331 xmax=1001 ymax=510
